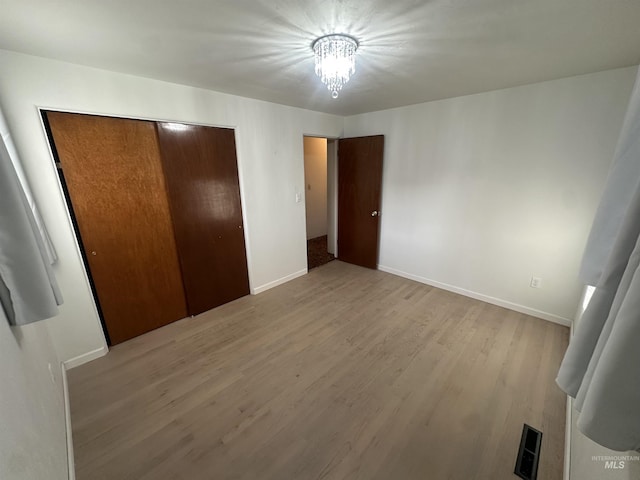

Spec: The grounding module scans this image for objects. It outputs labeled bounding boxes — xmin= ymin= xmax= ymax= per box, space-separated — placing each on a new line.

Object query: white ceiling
xmin=1 ymin=0 xmax=640 ymax=116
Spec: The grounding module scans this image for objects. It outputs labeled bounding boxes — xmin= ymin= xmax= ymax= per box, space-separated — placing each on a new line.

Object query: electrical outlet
xmin=530 ymin=276 xmax=542 ymax=289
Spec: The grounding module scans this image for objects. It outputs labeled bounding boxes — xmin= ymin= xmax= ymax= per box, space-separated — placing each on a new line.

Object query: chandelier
xmin=312 ymin=34 xmax=359 ymax=99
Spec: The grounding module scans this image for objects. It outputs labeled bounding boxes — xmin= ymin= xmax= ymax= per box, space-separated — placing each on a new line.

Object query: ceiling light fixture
xmin=312 ymin=34 xmax=359 ymax=99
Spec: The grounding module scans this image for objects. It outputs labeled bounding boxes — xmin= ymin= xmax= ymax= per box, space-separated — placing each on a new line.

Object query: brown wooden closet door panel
xmin=47 ymin=112 xmax=187 ymax=344
xmin=156 ymin=123 xmax=250 ymax=316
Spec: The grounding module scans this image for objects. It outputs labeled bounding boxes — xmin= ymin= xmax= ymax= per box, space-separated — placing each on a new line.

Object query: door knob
xmin=91 ymin=251 xmax=97 ymax=256
xmin=371 ymin=210 xmax=379 ymax=217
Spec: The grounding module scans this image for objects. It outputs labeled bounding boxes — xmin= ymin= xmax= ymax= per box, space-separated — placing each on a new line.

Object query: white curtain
xmin=557 ymin=67 xmax=640 ymax=451
xmin=0 ymin=106 xmax=63 ymax=325
xmin=0 ymin=109 xmax=58 ymax=264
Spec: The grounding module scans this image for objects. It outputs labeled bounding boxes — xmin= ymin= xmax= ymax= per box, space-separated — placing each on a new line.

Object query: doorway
xmin=303 ymin=136 xmax=337 ymax=270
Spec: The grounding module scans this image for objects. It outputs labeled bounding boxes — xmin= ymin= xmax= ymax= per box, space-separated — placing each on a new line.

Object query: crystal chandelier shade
xmin=312 ymin=34 xmax=359 ymax=98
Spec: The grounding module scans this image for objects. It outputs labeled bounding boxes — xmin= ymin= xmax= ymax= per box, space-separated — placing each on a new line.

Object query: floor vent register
xmin=514 ymin=423 xmax=542 ymax=480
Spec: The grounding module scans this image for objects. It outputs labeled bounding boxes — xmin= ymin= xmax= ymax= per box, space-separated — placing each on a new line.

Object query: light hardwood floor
xmin=68 ymin=261 xmax=569 ymax=480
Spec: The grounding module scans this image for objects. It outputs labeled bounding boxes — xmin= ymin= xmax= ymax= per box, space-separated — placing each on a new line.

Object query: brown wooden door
xmin=337 ymin=135 xmax=384 ymax=269
xmin=46 ymin=112 xmax=188 ymax=344
xmin=156 ymin=123 xmax=250 ymax=316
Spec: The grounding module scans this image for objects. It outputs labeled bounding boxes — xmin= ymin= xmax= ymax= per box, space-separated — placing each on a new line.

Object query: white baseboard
xmin=564 ymin=396 xmax=572 ymax=480
xmin=61 ymin=365 xmax=75 ymax=480
xmin=564 ymin=321 xmax=575 ymax=480
xmin=62 ymin=345 xmax=109 ymax=370
xmin=251 ymin=268 xmax=307 ymax=295
xmin=377 ymin=265 xmax=572 ymax=327
xmin=61 ymin=345 xmax=109 ymax=478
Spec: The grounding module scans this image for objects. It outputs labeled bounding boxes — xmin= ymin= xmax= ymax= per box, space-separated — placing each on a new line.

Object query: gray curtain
xmin=1 ymin=113 xmax=58 ymax=265
xmin=557 ymin=67 xmax=640 ymax=451
xmin=0 ymin=107 xmax=63 ymax=325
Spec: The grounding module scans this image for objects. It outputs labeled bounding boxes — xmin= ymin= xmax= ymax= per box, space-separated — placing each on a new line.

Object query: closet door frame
xmin=39 ymin=108 xmax=254 ymax=344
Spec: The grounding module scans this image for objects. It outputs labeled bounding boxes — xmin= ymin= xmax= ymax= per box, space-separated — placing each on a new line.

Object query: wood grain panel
xmin=156 ymin=123 xmax=249 ymax=316
xmin=338 ymin=135 xmax=384 ymax=269
xmin=68 ymin=261 xmax=568 ymax=480
xmin=47 ymin=112 xmax=187 ymax=344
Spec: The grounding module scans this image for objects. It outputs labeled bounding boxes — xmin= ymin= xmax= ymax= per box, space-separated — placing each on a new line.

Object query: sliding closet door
xmin=46 ymin=112 xmax=187 ymax=345
xmin=156 ymin=123 xmax=250 ymax=316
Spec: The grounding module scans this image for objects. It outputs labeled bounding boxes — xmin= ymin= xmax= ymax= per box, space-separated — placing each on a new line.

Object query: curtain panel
xmin=0 ymin=106 xmax=62 ymax=325
xmin=557 ymin=67 xmax=640 ymax=451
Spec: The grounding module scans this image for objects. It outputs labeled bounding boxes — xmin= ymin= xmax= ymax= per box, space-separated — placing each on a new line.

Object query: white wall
xmin=303 ymin=137 xmax=328 ymax=239
xmin=0 ymin=310 xmax=67 ymax=480
xmin=0 ymin=49 xmax=343 ymax=364
xmin=344 ymin=67 xmax=637 ymax=323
